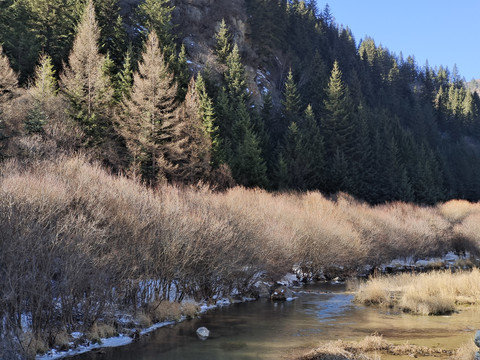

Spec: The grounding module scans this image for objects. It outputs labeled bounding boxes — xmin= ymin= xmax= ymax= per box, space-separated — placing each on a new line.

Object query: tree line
xmin=1 ymin=0 xmax=480 ymax=204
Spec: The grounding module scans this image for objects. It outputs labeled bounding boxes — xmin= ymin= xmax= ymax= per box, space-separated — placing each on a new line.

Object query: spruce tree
xmin=136 ymin=0 xmax=175 ymax=59
xmin=230 ymin=102 xmax=268 ymax=187
xmin=25 ymin=53 xmax=57 ymax=134
xmin=215 ymin=19 xmax=232 ymax=63
xmin=225 ymin=44 xmax=248 ymax=104
xmin=322 ymin=60 xmax=354 ymax=157
xmin=300 ymin=105 xmax=325 ymax=190
xmin=196 ymin=73 xmax=221 ymax=165
xmin=281 ymin=69 xmax=302 ymax=133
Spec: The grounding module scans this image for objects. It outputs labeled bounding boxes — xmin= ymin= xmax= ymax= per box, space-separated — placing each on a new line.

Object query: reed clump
xmin=355 ymin=270 xmax=480 ymax=314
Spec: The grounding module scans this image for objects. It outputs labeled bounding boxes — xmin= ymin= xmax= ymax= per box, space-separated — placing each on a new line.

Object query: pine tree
xmin=118 ymin=31 xmax=177 ymax=181
xmin=60 ymin=0 xmax=114 ymax=145
xmin=215 ymin=19 xmax=232 ymax=63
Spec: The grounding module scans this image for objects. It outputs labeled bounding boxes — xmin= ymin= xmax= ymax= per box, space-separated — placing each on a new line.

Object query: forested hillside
xmin=1 ymin=0 xmax=480 ymax=204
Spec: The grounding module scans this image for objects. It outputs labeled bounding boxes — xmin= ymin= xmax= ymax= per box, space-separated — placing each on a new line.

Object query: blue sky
xmin=317 ymin=1 xmax=480 ymax=81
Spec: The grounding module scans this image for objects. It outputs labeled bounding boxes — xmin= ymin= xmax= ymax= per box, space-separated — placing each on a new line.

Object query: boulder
xmin=196 ymin=326 xmax=210 ymax=340
xmin=253 ymin=281 xmax=272 ymax=299
xmin=270 ymin=286 xmax=294 ymax=301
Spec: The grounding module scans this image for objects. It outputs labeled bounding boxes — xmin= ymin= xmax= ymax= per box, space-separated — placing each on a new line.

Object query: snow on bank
xmin=37 ymin=334 xmax=134 ymax=360
xmin=37 ymin=294 xmax=258 ymax=360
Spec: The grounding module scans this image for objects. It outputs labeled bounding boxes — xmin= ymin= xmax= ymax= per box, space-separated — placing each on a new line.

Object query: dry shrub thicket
xmin=2 ymin=157 xmax=480 ymax=357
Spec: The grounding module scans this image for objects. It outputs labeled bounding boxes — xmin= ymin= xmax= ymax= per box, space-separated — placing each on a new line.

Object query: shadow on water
xmin=72 ymin=283 xmax=480 ymax=360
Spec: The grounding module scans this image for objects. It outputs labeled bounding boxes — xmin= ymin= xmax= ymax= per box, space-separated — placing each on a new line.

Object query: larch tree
xmin=118 ymin=31 xmax=177 ymax=182
xmin=0 ymin=45 xmax=18 ymax=155
xmin=162 ymin=77 xmax=212 ymax=184
xmin=60 ymin=0 xmax=114 ymax=145
xmin=0 ymin=45 xmax=18 ymax=101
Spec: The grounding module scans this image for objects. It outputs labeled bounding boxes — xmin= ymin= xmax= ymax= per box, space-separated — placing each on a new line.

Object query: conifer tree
xmin=25 ymin=54 xmax=57 ymax=134
xmin=281 ymin=69 xmax=302 ymax=133
xmin=322 ymin=60 xmax=354 ymax=157
xmin=225 ymin=44 xmax=248 ymax=104
xmin=60 ymin=0 xmax=114 ymax=145
xmin=0 ymin=45 xmax=18 ymax=155
xmin=136 ymin=0 xmax=175 ymax=58
xmin=299 ymin=105 xmax=325 ymax=190
xmin=0 ymin=45 xmax=18 ymax=100
xmin=116 ymin=45 xmax=134 ymax=101
xmin=196 ymin=73 xmax=221 ymax=165
xmin=215 ymin=19 xmax=232 ymax=63
xmin=118 ymin=31 xmax=177 ymax=181
xmin=230 ymin=102 xmax=268 ymax=187
xmin=162 ymin=77 xmax=211 ymax=184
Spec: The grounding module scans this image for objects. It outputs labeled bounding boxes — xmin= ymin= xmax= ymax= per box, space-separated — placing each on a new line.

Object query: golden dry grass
xmin=297 ymin=335 xmax=453 ymax=360
xmin=355 ymin=270 xmax=480 ymax=314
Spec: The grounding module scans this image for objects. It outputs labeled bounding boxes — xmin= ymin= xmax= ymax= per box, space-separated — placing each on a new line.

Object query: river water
xmin=73 ymin=283 xmax=480 ymax=360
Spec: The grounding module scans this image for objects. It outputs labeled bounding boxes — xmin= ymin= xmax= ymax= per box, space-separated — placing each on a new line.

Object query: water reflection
xmin=73 ymin=283 xmax=480 ymax=360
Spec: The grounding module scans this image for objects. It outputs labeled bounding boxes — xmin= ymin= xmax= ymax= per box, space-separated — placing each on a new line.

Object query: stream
xmin=72 ymin=283 xmax=480 ymax=360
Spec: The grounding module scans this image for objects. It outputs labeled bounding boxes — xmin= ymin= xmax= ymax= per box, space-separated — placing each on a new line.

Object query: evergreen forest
xmin=1 ymin=0 xmax=480 ymax=205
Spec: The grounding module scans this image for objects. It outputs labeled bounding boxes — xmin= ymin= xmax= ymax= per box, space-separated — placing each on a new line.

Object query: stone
xmin=270 ymin=286 xmax=294 ymax=301
xmin=253 ymin=281 xmax=272 ymax=299
xmin=196 ymin=326 xmax=210 ymax=340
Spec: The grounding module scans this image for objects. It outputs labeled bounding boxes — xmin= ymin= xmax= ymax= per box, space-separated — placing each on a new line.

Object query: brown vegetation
xmin=354 ymin=270 xmax=480 ymax=315
xmin=296 ymin=335 xmax=454 ymax=360
xmin=2 ymin=156 xmax=480 ymax=357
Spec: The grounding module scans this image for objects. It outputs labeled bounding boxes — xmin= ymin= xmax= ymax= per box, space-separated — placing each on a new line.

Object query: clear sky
xmin=317 ymin=1 xmax=480 ymax=81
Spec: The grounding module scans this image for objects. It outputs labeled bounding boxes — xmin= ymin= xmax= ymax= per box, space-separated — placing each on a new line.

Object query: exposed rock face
xmin=119 ymin=0 xmax=277 ymax=103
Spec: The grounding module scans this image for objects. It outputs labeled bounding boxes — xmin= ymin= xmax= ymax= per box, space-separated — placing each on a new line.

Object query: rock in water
xmin=270 ymin=286 xmax=294 ymax=301
xmin=196 ymin=327 xmax=210 ymax=340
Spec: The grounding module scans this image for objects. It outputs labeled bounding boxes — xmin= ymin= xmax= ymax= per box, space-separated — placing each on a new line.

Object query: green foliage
xmin=215 ymin=19 xmax=232 ymax=63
